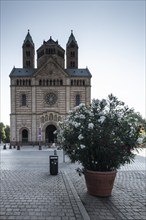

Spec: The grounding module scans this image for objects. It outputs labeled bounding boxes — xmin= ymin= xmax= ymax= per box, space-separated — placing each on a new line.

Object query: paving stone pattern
xmin=66 ymin=155 xmax=146 ymax=220
xmin=0 ymin=146 xmax=146 ymax=220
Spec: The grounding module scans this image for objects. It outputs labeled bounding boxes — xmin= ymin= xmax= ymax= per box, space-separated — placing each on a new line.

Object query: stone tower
xmin=66 ymin=30 xmax=78 ymax=68
xmin=22 ymin=30 xmax=35 ymax=68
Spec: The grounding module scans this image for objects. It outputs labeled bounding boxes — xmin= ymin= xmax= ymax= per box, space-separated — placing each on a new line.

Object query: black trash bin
xmin=50 ymin=155 xmax=58 ymax=175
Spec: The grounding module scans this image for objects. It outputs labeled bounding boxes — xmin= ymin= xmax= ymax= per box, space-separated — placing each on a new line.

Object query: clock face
xmin=45 ymin=93 xmax=57 ymax=105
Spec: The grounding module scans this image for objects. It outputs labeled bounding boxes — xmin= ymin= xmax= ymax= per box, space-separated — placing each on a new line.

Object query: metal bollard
xmin=17 ymin=145 xmax=20 ymax=150
xmin=3 ymin=144 xmax=6 ymax=150
xmin=9 ymin=145 xmax=12 ymax=149
xmin=54 ymin=149 xmax=57 ymax=155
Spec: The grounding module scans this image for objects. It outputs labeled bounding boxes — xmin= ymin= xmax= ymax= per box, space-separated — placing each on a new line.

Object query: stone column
xmin=66 ymin=79 xmax=70 ymax=112
xmin=10 ymin=85 xmax=16 ymax=144
xmin=11 ymin=86 xmax=16 ymax=114
xmin=10 ymin=115 xmax=16 ymax=145
xmin=32 ymin=114 xmax=37 ymax=143
xmin=31 ymin=81 xmax=36 ymax=143
xmin=32 ymin=80 xmax=36 ymax=113
xmin=85 ymin=86 xmax=91 ymax=106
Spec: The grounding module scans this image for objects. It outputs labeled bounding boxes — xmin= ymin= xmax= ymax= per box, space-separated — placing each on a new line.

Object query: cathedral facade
xmin=9 ymin=31 xmax=92 ymax=145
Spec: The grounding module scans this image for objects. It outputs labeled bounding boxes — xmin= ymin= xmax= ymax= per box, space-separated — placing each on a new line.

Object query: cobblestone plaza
xmin=0 ymin=145 xmax=146 ymax=220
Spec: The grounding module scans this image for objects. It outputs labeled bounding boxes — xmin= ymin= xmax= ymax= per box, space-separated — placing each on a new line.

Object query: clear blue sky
xmin=0 ymin=0 xmax=145 ymax=125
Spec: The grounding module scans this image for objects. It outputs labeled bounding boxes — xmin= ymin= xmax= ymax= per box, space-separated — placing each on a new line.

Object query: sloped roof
xmin=66 ymin=68 xmax=92 ymax=77
xmin=66 ymin=31 xmax=78 ymax=47
xmin=37 ymin=37 xmax=64 ymax=52
xmin=46 ymin=36 xmax=58 ymax=45
xmin=23 ymin=30 xmax=34 ymax=46
xmin=9 ymin=68 xmax=36 ymax=77
xmin=10 ymin=67 xmax=92 ymax=78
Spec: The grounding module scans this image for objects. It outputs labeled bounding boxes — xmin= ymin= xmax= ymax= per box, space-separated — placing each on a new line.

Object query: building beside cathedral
xmin=9 ymin=30 xmax=92 ymax=145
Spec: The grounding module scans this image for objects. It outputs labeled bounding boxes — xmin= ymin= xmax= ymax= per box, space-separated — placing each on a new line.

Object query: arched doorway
xmin=22 ymin=129 xmax=28 ymax=143
xmin=45 ymin=125 xmax=57 ymax=143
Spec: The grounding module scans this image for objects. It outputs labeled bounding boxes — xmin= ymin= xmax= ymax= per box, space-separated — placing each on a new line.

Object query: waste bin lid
xmin=50 ymin=156 xmax=58 ymax=159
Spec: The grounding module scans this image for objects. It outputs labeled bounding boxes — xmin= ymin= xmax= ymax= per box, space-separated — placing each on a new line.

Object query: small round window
xmin=45 ymin=93 xmax=57 ymax=105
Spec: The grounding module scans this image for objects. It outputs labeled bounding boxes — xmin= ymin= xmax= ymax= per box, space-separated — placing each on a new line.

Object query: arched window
xmin=45 ymin=115 xmax=48 ymax=121
xmin=74 ymin=80 xmax=77 ymax=86
xmin=39 ymin=79 xmax=42 ymax=86
xmin=70 ymin=51 xmax=75 ymax=57
xmin=26 ymin=61 xmax=30 ymax=67
xmin=76 ymin=94 xmax=80 ymax=106
xmin=70 ymin=61 xmax=75 ymax=67
xmin=22 ymin=94 xmax=27 ymax=106
xmin=60 ymin=80 xmax=63 ymax=85
xmin=46 ymin=49 xmax=49 ymax=54
xmin=49 ymin=113 xmax=53 ymax=121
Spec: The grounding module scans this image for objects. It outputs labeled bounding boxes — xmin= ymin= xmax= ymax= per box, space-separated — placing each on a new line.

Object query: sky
xmin=0 ymin=0 xmax=145 ymax=126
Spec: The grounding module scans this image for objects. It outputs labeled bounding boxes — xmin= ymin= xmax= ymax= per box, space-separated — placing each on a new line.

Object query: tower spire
xmin=22 ymin=30 xmax=35 ymax=68
xmin=23 ymin=29 xmax=34 ymax=47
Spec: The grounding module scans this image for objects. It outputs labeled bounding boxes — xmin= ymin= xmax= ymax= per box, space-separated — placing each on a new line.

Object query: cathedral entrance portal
xmin=22 ymin=129 xmax=28 ymax=143
xmin=45 ymin=125 xmax=57 ymax=143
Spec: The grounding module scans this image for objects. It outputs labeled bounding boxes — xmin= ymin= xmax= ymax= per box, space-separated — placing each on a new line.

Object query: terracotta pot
xmin=84 ymin=170 xmax=117 ymax=197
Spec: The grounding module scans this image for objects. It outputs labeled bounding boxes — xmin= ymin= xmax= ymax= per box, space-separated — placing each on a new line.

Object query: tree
xmin=4 ymin=125 xmax=10 ymax=143
xmin=130 ymin=112 xmax=146 ymax=130
xmin=0 ymin=123 xmax=6 ymax=143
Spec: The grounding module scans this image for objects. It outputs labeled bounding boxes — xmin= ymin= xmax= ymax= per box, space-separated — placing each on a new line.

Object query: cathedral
xmin=9 ymin=30 xmax=92 ymax=145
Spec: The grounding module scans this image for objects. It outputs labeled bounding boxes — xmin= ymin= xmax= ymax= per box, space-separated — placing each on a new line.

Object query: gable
xmin=34 ymin=57 xmax=69 ymax=79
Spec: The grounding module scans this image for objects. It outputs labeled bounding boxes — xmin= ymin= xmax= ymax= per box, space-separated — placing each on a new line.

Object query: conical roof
xmin=67 ymin=30 xmax=78 ymax=47
xmin=23 ymin=30 xmax=34 ymax=46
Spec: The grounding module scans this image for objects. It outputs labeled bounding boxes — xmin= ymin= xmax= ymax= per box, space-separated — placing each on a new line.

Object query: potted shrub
xmin=56 ymin=94 xmax=145 ymax=197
